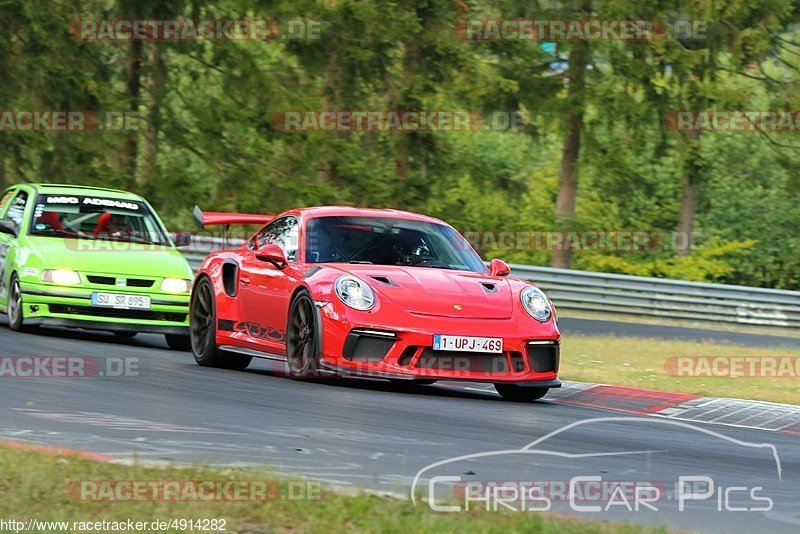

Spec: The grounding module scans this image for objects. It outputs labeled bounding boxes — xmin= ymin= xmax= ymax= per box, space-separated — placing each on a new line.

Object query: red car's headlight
xmin=334 ymin=275 xmax=376 ymax=311
xmin=521 ymin=286 xmax=551 ymax=322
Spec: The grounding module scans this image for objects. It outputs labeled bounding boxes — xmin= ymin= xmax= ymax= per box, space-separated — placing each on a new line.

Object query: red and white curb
xmin=551 ymin=382 xmax=800 ymax=435
xmin=657 ymin=397 xmax=800 ymax=434
xmin=446 ymin=380 xmax=800 ymax=435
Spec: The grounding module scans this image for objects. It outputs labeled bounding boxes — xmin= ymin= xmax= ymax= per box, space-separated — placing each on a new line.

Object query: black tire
xmin=165 ymin=334 xmax=191 ymax=351
xmin=7 ymin=273 xmax=30 ymax=332
xmin=114 ymin=331 xmax=137 ymax=339
xmin=494 ymin=383 xmax=549 ymax=402
xmin=286 ymin=290 xmax=324 ymax=379
xmin=190 ymin=276 xmax=251 ymax=370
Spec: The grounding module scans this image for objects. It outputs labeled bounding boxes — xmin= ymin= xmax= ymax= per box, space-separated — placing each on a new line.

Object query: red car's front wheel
xmin=286 ymin=290 xmax=323 ymax=379
xmin=494 ymin=383 xmax=549 ymax=402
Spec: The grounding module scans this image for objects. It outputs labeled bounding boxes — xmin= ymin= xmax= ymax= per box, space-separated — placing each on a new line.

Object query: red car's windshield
xmin=306 ymin=216 xmax=487 ymax=272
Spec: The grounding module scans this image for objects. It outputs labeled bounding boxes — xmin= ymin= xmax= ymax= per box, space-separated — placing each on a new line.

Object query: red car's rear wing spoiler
xmin=193 ymin=205 xmax=274 ymax=228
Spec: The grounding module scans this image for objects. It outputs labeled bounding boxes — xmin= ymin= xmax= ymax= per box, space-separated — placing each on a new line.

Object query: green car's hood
xmin=26 ymin=236 xmax=193 ymax=279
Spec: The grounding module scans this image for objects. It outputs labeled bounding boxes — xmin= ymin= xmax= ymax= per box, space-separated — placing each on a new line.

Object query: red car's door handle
xmin=239 ymin=275 xmax=251 ymax=286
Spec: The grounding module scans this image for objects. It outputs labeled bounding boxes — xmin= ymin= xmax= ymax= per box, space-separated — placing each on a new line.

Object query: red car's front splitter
xmin=317 ymin=306 xmax=561 ymax=384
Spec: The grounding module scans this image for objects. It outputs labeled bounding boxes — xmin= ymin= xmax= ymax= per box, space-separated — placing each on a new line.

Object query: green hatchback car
xmin=0 ymin=183 xmax=193 ymax=349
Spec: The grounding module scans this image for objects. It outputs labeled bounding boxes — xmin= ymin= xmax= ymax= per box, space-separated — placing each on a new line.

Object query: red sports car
xmin=189 ymin=206 xmax=561 ymax=401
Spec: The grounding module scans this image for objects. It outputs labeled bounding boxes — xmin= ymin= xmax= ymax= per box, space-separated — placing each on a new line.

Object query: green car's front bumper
xmin=20 ymin=282 xmax=189 ymax=335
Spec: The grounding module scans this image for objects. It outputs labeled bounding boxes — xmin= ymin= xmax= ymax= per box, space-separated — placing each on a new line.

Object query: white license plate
xmin=91 ymin=292 xmax=151 ymax=310
xmin=433 ymin=335 xmax=503 ymax=353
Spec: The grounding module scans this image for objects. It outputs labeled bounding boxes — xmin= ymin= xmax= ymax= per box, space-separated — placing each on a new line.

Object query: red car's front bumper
xmin=317 ymin=304 xmax=561 ymax=385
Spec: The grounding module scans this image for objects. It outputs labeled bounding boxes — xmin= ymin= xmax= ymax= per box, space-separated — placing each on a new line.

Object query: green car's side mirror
xmin=172 ymin=231 xmax=192 ymax=247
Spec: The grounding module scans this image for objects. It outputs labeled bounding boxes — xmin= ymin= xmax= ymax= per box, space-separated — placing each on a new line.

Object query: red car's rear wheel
xmin=190 ymin=277 xmax=251 ymax=370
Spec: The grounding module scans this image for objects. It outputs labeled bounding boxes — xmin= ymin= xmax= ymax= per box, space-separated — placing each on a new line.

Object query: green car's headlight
xmin=41 ymin=269 xmax=81 ymax=285
xmin=160 ymin=278 xmax=190 ymax=294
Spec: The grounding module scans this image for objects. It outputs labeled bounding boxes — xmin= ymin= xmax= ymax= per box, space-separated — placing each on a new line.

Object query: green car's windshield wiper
xmin=34 ymin=228 xmax=89 ymax=239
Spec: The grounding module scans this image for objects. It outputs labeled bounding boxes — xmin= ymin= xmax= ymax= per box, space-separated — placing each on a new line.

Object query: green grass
xmin=561 ymin=334 xmax=800 ymax=404
xmin=0 ymin=446 xmax=664 ymax=533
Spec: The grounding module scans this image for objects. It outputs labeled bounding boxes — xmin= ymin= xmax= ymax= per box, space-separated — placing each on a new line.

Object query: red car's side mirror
xmin=489 ymin=258 xmax=511 ymax=277
xmin=255 ymin=243 xmax=287 ymax=268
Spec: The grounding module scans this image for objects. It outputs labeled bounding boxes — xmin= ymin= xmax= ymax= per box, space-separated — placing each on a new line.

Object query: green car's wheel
xmin=190 ymin=277 xmax=251 ymax=370
xmin=165 ymin=334 xmax=191 ymax=351
xmin=114 ymin=331 xmax=137 ymax=339
xmin=7 ymin=273 xmax=34 ymax=332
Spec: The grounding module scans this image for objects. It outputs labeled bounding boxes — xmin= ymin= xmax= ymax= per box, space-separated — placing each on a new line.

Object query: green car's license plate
xmin=91 ymin=292 xmax=151 ymax=310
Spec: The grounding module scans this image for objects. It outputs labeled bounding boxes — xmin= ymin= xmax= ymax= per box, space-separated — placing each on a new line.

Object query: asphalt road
xmin=1 ymin=318 xmax=798 ymax=533
xmin=559 ymin=317 xmax=800 ymax=348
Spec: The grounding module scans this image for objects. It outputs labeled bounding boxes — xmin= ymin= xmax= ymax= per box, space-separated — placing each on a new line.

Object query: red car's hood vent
xmin=369 ymin=275 xmax=396 ymax=287
xmin=346 ymin=266 xmax=514 ymax=319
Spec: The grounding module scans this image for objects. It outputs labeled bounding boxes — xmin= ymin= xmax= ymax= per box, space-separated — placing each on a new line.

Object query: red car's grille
xmin=415 ymin=348 xmax=509 ymax=373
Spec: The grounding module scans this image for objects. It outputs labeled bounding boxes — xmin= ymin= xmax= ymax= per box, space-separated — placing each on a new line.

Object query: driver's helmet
xmin=394 ymin=235 xmax=432 ymax=265
xmin=411 ymin=238 xmax=432 ymax=261
xmin=109 ymin=214 xmax=128 ymax=231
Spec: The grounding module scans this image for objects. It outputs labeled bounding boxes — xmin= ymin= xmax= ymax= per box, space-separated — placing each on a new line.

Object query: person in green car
xmin=0 ymin=183 xmax=193 ymax=350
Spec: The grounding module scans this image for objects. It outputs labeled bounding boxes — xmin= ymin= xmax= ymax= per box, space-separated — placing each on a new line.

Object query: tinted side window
xmin=5 ymin=191 xmax=28 ymax=227
xmin=251 ymin=217 xmax=299 ymax=262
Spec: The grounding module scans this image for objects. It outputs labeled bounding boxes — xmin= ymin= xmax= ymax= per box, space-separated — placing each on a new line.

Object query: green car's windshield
xmin=29 ymin=194 xmax=170 ymax=245
xmin=306 ymin=216 xmax=488 ymax=272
